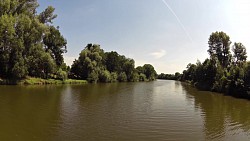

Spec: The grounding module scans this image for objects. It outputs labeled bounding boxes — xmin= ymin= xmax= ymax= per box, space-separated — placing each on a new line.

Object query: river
xmin=0 ymin=80 xmax=249 ymax=140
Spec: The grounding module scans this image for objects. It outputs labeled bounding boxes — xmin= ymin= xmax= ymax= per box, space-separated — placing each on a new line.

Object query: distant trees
xmin=157 ymin=72 xmax=181 ymax=80
xmin=70 ymin=44 xmax=157 ymax=83
xmin=0 ymin=0 xmax=67 ymax=80
xmin=181 ymin=31 xmax=250 ymax=99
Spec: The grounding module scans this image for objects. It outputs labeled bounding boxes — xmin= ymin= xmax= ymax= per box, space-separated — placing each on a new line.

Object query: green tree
xmin=70 ymin=44 xmax=104 ymax=81
xmin=110 ymin=72 xmax=118 ymax=82
xmin=0 ymin=14 xmax=16 ymax=78
xmin=123 ymin=59 xmax=135 ymax=81
xmin=182 ymin=63 xmax=197 ymax=81
xmin=136 ymin=66 xmax=144 ymax=75
xmin=56 ymin=68 xmax=68 ymax=81
xmin=139 ymin=73 xmax=147 ymax=81
xmin=0 ymin=0 xmax=66 ymax=80
xmin=38 ymin=6 xmax=57 ymax=24
xmin=43 ymin=26 xmax=67 ymax=67
xmin=142 ymin=64 xmax=157 ymax=81
xmin=118 ymin=72 xmax=127 ymax=82
xmin=105 ymin=51 xmax=121 ymax=73
xmin=130 ymin=72 xmax=139 ymax=82
xmin=174 ymin=72 xmax=181 ymax=80
xmin=87 ymin=71 xmax=99 ymax=83
xmin=208 ymin=31 xmax=232 ymax=68
xmin=232 ymin=42 xmax=247 ymax=65
xmin=99 ymin=70 xmax=111 ymax=83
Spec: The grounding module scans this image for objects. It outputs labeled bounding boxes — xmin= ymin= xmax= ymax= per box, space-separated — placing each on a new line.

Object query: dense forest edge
xmin=0 ymin=0 xmax=157 ymax=85
xmin=159 ymin=31 xmax=250 ymax=99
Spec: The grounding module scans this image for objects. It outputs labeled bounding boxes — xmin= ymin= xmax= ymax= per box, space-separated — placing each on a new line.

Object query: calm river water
xmin=0 ymin=80 xmax=249 ymax=141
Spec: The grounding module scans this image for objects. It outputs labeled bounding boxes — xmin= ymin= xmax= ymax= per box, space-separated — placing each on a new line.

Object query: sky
xmin=37 ymin=0 xmax=250 ymax=74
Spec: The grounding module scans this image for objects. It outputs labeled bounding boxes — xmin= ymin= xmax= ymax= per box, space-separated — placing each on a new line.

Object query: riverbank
xmin=0 ymin=77 xmax=87 ymax=85
xmin=182 ymin=80 xmax=250 ymax=100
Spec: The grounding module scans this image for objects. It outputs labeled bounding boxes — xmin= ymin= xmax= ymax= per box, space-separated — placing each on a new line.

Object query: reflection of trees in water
xmin=181 ymin=83 xmax=250 ymax=139
xmin=0 ymin=85 xmax=67 ymax=140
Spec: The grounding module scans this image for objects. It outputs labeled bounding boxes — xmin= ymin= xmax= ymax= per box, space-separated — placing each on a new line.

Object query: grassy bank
xmin=0 ymin=77 xmax=87 ymax=85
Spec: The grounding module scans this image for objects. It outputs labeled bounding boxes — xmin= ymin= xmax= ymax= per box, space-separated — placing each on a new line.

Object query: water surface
xmin=0 ymin=80 xmax=249 ymax=140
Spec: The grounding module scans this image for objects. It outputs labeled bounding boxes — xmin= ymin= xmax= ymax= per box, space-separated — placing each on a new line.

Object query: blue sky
xmin=37 ymin=0 xmax=250 ymax=74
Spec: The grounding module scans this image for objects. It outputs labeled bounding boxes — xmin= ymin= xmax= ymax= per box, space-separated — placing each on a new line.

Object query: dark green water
xmin=0 ymin=80 xmax=249 ymax=141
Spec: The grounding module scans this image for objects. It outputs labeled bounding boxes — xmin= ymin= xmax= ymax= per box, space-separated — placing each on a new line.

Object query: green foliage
xmin=0 ymin=0 xmax=67 ymax=80
xmin=136 ymin=66 xmax=144 ymax=74
xmin=28 ymin=45 xmax=56 ymax=78
xmin=0 ymin=0 xmax=159 ymax=84
xmin=70 ymin=44 xmax=157 ymax=83
xmin=211 ymin=64 xmax=227 ymax=92
xmin=208 ymin=31 xmax=232 ymax=68
xmin=123 ymin=59 xmax=135 ymax=81
xmin=181 ymin=31 xmax=250 ymax=99
xmin=87 ymin=71 xmax=99 ymax=83
xmin=20 ymin=77 xmax=87 ymax=85
xmin=99 ymin=70 xmax=111 ymax=83
xmin=118 ymin=72 xmax=127 ymax=82
xmin=43 ymin=26 xmax=67 ymax=67
xmin=110 ymin=72 xmax=118 ymax=82
xmin=139 ymin=73 xmax=147 ymax=81
xmin=244 ymin=62 xmax=250 ymax=86
xmin=56 ymin=68 xmax=68 ymax=81
xmin=105 ymin=51 xmax=122 ymax=73
xmin=182 ymin=63 xmax=197 ymax=81
xmin=232 ymin=42 xmax=247 ymax=65
xmin=38 ymin=6 xmax=57 ymax=24
xmin=70 ymin=44 xmax=104 ymax=80
xmin=142 ymin=64 xmax=157 ymax=81
xmin=131 ymin=72 xmax=139 ymax=82
xmin=158 ymin=72 xmax=181 ymax=80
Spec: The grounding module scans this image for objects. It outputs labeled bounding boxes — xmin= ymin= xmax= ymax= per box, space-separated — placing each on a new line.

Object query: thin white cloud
xmin=150 ymin=50 xmax=166 ymax=59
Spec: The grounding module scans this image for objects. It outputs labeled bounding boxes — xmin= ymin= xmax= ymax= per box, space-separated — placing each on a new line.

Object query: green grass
xmin=10 ymin=77 xmax=88 ymax=85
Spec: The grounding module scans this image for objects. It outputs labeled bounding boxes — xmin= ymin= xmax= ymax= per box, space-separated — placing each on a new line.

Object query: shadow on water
xmin=0 ymin=82 xmax=250 ymax=141
xmin=181 ymin=83 xmax=250 ymax=140
xmin=0 ymin=85 xmax=67 ymax=141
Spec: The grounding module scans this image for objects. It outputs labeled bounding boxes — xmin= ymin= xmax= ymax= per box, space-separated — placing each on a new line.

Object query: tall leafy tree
xmin=43 ymin=26 xmax=67 ymax=67
xmin=70 ymin=44 xmax=104 ymax=81
xmin=142 ymin=64 xmax=157 ymax=81
xmin=208 ymin=31 xmax=232 ymax=68
xmin=0 ymin=0 xmax=66 ymax=79
xmin=38 ymin=6 xmax=57 ymax=24
xmin=232 ymin=42 xmax=247 ymax=65
xmin=105 ymin=51 xmax=121 ymax=73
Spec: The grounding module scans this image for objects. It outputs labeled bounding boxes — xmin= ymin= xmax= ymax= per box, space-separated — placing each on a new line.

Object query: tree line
xmin=157 ymin=72 xmax=181 ymax=80
xmin=0 ymin=0 xmax=157 ymax=83
xmin=0 ymin=0 xmax=67 ymax=80
xmin=180 ymin=31 xmax=250 ymax=99
xmin=70 ymin=44 xmax=157 ymax=83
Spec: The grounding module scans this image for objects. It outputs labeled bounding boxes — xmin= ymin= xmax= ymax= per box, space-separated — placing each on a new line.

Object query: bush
xmin=99 ymin=70 xmax=111 ymax=83
xmin=131 ymin=72 xmax=139 ymax=82
xmin=87 ymin=71 xmax=99 ymax=83
xmin=118 ymin=72 xmax=127 ymax=82
xmin=110 ymin=72 xmax=118 ymax=82
xmin=56 ymin=68 xmax=68 ymax=81
xmin=139 ymin=73 xmax=147 ymax=81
